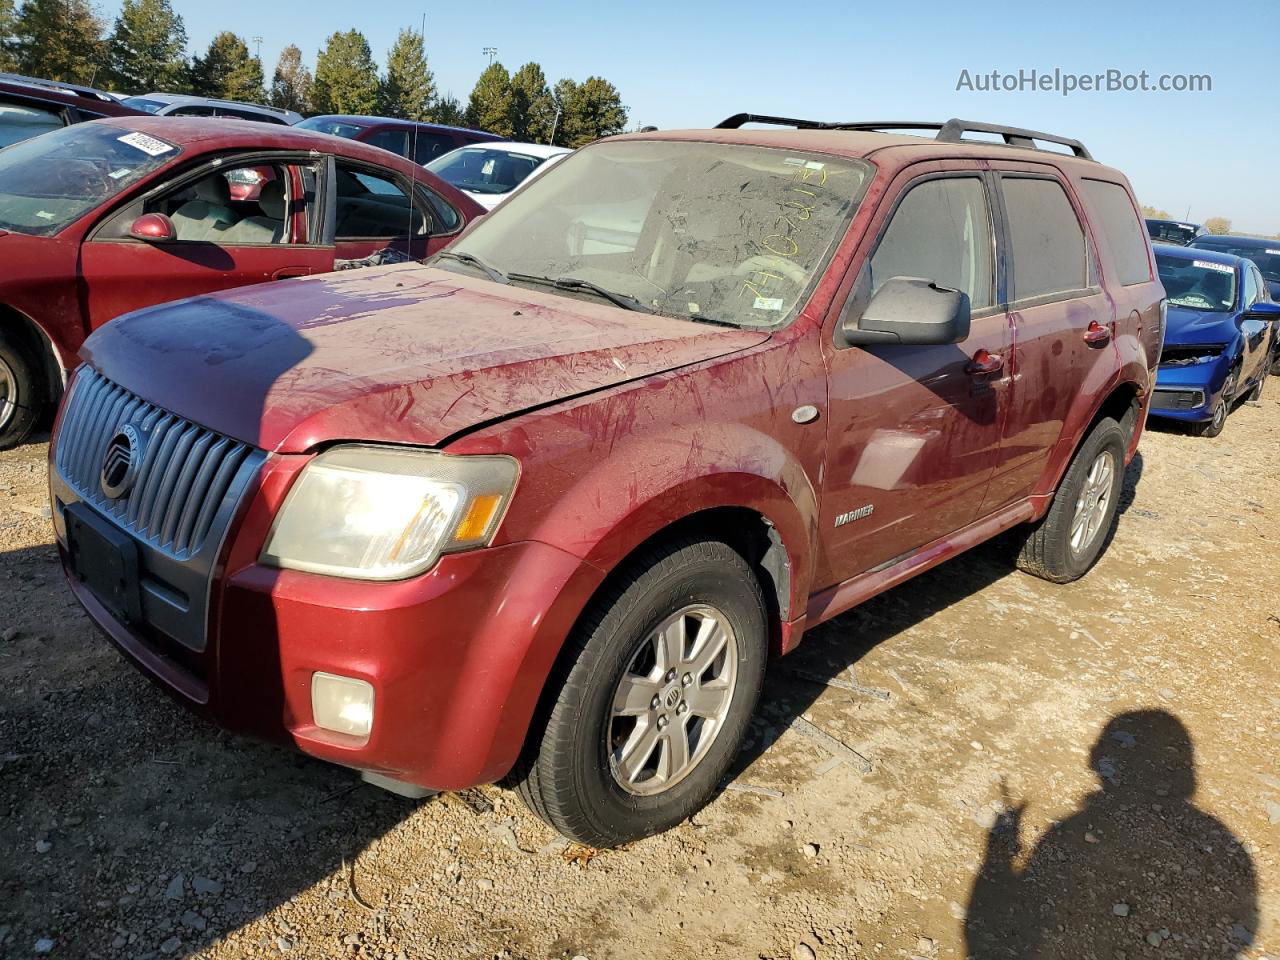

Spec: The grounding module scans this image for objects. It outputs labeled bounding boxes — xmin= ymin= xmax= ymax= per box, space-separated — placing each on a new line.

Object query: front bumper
xmin=1150 ymin=353 xmax=1232 ymax=423
xmin=50 ymin=371 xmax=604 ymax=791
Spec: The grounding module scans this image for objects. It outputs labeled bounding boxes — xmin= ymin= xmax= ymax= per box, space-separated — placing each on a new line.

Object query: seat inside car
xmin=220 ymin=179 xmax=287 ymax=244
xmin=170 ymin=175 xmax=237 ymax=241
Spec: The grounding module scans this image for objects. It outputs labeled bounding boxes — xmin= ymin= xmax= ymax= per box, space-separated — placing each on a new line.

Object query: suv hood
xmin=81 ymin=263 xmax=769 ymax=453
xmin=1164 ymin=305 xmax=1240 ymax=347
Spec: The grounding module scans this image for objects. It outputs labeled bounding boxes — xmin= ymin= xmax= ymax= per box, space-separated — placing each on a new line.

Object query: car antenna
xmin=406 ymin=12 xmax=427 ymax=261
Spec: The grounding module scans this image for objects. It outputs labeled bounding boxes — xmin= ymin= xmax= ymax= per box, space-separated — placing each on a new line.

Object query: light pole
xmin=483 ymin=46 xmax=498 ymax=66
xmin=252 ymin=36 xmax=263 ymax=61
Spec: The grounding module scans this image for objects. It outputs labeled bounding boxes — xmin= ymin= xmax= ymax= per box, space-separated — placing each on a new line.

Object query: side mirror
xmin=843 ymin=276 xmax=971 ymax=346
xmin=129 ymin=212 xmax=176 ymax=242
xmin=1246 ymin=300 xmax=1280 ymax=321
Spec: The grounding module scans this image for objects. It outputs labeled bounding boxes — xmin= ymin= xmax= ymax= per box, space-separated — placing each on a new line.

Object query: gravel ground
xmin=1 ymin=396 xmax=1277 ymax=960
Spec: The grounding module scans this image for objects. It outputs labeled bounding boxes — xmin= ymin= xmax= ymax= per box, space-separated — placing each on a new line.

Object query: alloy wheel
xmin=607 ymin=604 xmax=739 ymax=796
xmin=0 ymin=353 xmax=17 ymax=434
xmin=1069 ymin=450 xmax=1115 ymax=555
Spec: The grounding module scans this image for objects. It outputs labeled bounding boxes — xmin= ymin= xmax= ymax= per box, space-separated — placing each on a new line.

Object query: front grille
xmin=1151 ymin=388 xmax=1205 ymax=410
xmin=55 ymin=368 xmax=254 ymax=560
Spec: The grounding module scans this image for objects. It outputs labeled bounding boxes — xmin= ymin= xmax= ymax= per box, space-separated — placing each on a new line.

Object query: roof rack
xmin=715 ymin=114 xmax=1093 ymax=161
xmin=0 ymin=72 xmax=120 ymax=103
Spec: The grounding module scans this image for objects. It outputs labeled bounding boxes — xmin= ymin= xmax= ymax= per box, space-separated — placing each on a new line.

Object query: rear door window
xmin=334 ymin=162 xmax=427 ymax=240
xmin=0 ymin=99 xmax=66 ymax=149
xmin=1081 ymin=179 xmax=1152 ymax=286
xmin=365 ymin=128 xmax=410 ymax=158
xmin=870 ymin=176 xmax=995 ymax=310
xmin=411 ymin=130 xmax=456 ymax=165
xmin=1001 ymin=176 xmax=1088 ymax=302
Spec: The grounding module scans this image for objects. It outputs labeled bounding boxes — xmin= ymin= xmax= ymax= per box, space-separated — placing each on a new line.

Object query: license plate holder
xmin=65 ymin=503 xmax=142 ymax=624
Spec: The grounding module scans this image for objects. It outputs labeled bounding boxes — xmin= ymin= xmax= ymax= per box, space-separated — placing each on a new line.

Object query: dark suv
xmin=294 ymin=114 xmax=503 ymax=165
xmin=49 ymin=115 xmax=1163 ymax=846
xmin=0 ymin=73 xmax=143 ymax=148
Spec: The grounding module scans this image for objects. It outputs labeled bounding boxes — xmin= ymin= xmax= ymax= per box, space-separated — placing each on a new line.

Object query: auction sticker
xmin=117 ymin=132 xmax=175 ymax=157
xmin=753 ymin=296 xmax=785 ymax=311
xmin=1193 ymin=260 xmax=1234 ymax=273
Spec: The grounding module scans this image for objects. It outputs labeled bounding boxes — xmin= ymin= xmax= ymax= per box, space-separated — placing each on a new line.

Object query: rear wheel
xmin=0 ymin=336 xmax=42 ymax=451
xmin=1013 ymin=417 xmax=1126 ymax=584
xmin=1247 ymin=370 xmax=1266 ymax=401
xmin=513 ymin=538 xmax=768 ymax=847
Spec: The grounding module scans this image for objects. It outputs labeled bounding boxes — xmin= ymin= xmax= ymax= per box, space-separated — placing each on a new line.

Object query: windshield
xmin=1147 ymin=221 xmax=1198 ymax=245
xmin=295 ymin=117 xmax=365 ymax=139
xmin=1156 ymin=253 xmax=1237 ymax=312
xmin=0 ymin=124 xmax=179 ymax=236
xmin=443 ymin=140 xmax=871 ymax=328
xmin=121 ymin=97 xmax=166 ymax=115
xmin=1191 ymin=242 xmax=1280 ymax=283
xmin=427 ymin=147 xmax=550 ymax=195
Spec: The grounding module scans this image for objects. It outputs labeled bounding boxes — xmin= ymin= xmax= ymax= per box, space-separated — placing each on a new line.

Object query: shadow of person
xmin=964 ymin=710 xmax=1258 ymax=959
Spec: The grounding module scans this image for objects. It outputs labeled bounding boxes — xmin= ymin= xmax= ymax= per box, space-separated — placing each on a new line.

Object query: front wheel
xmin=1013 ymin=417 xmax=1126 ymax=584
xmin=513 ymin=538 xmax=768 ymax=847
xmin=1191 ymin=367 xmax=1237 ymax=438
xmin=0 ymin=336 xmax=43 ymax=451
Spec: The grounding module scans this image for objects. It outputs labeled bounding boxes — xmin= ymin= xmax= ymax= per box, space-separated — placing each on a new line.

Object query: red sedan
xmin=0 ymin=115 xmax=486 ymax=447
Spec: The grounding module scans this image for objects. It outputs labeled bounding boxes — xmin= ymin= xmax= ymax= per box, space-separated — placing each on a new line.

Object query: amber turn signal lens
xmin=453 ymin=493 xmax=504 ymax=544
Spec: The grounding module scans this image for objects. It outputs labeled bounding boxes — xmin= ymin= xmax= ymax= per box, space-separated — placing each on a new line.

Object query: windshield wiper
xmin=509 ymin=273 xmax=655 ymax=314
xmin=432 ymin=250 xmax=509 ymax=284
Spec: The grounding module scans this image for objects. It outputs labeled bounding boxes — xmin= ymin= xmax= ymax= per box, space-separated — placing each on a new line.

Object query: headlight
xmin=261 ymin=445 xmax=518 ymax=580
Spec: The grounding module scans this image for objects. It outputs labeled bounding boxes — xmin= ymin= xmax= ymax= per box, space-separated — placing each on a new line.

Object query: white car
xmin=425 ymin=142 xmax=572 ymax=210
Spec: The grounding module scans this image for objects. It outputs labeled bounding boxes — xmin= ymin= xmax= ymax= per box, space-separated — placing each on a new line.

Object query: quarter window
xmin=1081 ymin=179 xmax=1152 ymax=286
xmin=1002 ymin=177 xmax=1088 ymax=301
xmin=870 ymin=177 xmax=994 ymax=310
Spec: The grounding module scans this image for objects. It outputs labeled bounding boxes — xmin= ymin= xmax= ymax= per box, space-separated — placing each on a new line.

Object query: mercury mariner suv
xmin=49 ymin=115 xmax=1164 ymax=846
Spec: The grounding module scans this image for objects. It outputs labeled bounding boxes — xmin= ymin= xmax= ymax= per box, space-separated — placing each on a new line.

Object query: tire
xmin=513 ymin=538 xmax=768 ymax=847
xmin=0 ymin=336 xmax=42 ymax=451
xmin=1190 ymin=366 xmax=1237 ymax=438
xmin=1013 ymin=417 xmax=1126 ymax=584
xmin=1248 ymin=371 xmax=1265 ymax=401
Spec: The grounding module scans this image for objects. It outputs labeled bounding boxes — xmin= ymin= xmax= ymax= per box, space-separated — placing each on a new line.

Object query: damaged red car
xmin=49 ymin=116 xmax=1163 ymax=846
xmin=0 ymin=116 xmax=485 ymax=447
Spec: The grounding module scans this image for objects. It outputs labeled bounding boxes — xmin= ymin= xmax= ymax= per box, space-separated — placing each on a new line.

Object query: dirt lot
xmin=1 ymin=396 xmax=1277 ymax=960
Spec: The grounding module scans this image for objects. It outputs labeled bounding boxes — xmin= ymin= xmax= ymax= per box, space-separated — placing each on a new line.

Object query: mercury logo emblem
xmin=100 ymin=424 xmax=142 ymax=499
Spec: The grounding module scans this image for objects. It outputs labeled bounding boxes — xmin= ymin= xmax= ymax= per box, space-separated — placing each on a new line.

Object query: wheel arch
xmin=0 ymin=303 xmax=68 ymax=404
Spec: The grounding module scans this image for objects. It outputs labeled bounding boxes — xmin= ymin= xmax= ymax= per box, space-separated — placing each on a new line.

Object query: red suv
xmin=0 ymin=116 xmax=485 ymax=447
xmin=49 ymin=115 xmax=1164 ymax=846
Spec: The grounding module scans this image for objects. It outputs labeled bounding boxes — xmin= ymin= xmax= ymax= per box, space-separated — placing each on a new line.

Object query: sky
xmin=108 ymin=0 xmax=1279 ymax=233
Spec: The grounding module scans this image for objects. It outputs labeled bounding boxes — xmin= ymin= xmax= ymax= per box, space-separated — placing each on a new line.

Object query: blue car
xmin=1151 ymin=244 xmax=1280 ymax=437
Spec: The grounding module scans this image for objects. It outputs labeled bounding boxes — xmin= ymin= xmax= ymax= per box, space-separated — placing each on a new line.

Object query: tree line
xmin=0 ymin=0 xmax=628 ymax=146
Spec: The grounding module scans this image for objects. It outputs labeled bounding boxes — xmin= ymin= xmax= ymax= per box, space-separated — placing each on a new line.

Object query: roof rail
xmin=0 ymin=72 xmax=120 ymax=103
xmin=715 ymin=114 xmax=1093 ymax=161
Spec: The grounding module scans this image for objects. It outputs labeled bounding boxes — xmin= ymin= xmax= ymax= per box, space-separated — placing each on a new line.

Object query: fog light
xmin=311 ymin=672 xmax=374 ymax=738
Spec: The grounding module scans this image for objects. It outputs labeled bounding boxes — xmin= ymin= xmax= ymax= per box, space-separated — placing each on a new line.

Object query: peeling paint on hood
xmin=81 ymin=263 xmax=770 ymax=453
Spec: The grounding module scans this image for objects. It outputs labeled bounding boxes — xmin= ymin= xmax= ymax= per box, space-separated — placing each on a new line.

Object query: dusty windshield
xmin=0 ymin=124 xmax=178 ymax=236
xmin=443 ymin=140 xmax=871 ymax=328
xmin=1155 ymin=254 xmax=1238 ymax=312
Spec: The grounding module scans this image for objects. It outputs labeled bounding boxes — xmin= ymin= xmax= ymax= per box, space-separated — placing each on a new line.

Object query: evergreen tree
xmin=12 ymin=0 xmax=105 ymax=84
xmin=269 ymin=44 xmax=312 ymax=113
xmin=379 ymin=27 xmax=433 ymax=121
xmin=0 ymin=0 xmax=17 ymax=72
xmin=568 ymin=75 xmax=627 ymax=146
xmin=312 ymin=29 xmax=379 ymax=115
xmin=428 ymin=92 xmax=463 ymax=127
xmin=510 ymin=61 xmax=553 ymax=143
xmin=103 ymin=0 xmax=186 ymax=93
xmin=549 ymin=78 xmax=579 ymax=147
xmin=465 ymin=61 xmax=513 ymax=136
xmin=189 ymin=31 xmax=263 ymax=102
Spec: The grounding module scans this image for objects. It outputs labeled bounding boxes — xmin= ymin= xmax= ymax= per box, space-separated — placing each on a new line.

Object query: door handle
xmin=965 ymin=349 xmax=1005 ymax=376
xmin=272 ymin=268 xmax=312 ymax=280
xmin=1083 ymin=321 xmax=1112 ymax=346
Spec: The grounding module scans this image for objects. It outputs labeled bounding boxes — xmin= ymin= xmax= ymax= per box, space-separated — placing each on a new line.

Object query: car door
xmin=325 ymin=157 xmax=460 ymax=263
xmin=78 ymin=153 xmax=335 ymax=331
xmin=979 ymin=164 xmax=1114 ymax=514
xmin=819 ymin=164 xmax=1011 ymax=584
xmin=1241 ymin=264 xmax=1269 ymax=382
